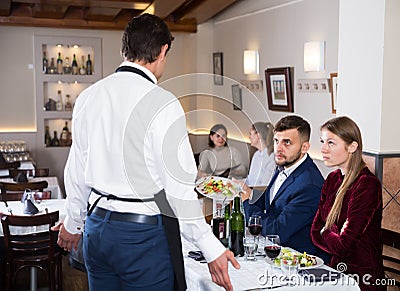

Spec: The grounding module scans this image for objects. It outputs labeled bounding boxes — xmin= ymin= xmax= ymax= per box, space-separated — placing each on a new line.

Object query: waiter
xmin=52 ymin=14 xmax=239 ymax=291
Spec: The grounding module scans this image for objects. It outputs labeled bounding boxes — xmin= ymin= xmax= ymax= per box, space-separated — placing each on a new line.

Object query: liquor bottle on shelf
xmin=63 ymin=56 xmax=71 ymax=74
xmin=64 ymin=94 xmax=73 ymax=111
xmin=57 ymin=52 xmax=63 ymax=74
xmin=79 ymin=55 xmax=86 ymax=75
xmin=44 ymin=126 xmax=52 ymax=147
xmin=49 ymin=57 xmax=56 ymax=74
xmin=60 ymin=121 xmax=71 ymax=146
xmin=86 ymin=54 xmax=92 ymax=75
xmin=229 ymin=196 xmax=244 ymax=257
xmin=42 ymin=51 xmax=48 ymax=74
xmin=71 ymin=54 xmax=78 ymax=75
xmin=51 ymin=131 xmax=60 ymax=146
xmin=56 ymin=90 xmax=63 ymax=111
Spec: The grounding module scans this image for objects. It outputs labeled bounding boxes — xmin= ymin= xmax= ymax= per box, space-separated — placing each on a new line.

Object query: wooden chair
xmin=382 ymin=228 xmax=400 ymax=287
xmin=0 ymin=180 xmax=48 ymax=201
xmin=9 ymin=167 xmax=50 ymax=179
xmin=0 ymin=161 xmax=21 ymax=177
xmin=1 ymin=211 xmax=63 ymax=291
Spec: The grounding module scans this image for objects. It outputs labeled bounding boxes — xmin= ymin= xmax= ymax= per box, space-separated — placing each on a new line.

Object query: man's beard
xmin=276 ymin=150 xmax=302 ymax=168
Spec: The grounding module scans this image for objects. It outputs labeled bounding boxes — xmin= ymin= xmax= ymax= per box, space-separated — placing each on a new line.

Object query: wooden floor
xmin=0 ymin=255 xmax=89 ymax=291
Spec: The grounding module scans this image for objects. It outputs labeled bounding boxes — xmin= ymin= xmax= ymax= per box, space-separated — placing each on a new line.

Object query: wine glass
xmin=248 ymin=215 xmax=262 ymax=252
xmin=264 ymin=234 xmax=281 ymax=263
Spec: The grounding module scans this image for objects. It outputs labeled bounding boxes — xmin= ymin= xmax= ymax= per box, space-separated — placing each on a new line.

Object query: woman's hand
xmin=232 ymin=178 xmax=252 ymax=202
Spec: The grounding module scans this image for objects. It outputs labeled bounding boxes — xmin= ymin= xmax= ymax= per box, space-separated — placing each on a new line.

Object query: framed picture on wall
xmin=213 ymin=52 xmax=223 ymax=85
xmin=231 ymin=84 xmax=242 ymax=110
xmin=330 ymin=72 xmax=338 ymax=113
xmin=265 ymin=67 xmax=293 ymax=112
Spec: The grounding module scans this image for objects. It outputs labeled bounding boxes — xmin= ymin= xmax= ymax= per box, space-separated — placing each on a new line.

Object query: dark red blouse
xmin=311 ymin=167 xmax=385 ymax=291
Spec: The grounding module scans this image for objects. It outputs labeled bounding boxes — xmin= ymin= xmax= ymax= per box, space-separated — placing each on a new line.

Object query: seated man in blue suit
xmin=239 ymin=115 xmax=329 ymax=261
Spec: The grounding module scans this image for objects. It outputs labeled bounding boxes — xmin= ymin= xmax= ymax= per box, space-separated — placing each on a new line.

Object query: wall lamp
xmin=243 ymin=50 xmax=259 ymax=75
xmin=304 ymin=41 xmax=325 ymax=72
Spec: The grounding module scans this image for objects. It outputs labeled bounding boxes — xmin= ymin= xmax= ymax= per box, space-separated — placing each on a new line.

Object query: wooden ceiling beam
xmin=32 ymin=4 xmax=68 ymax=18
xmin=0 ymin=15 xmax=197 ymax=32
xmin=84 ymin=7 xmax=121 ymax=21
xmin=141 ymin=0 xmax=188 ymax=19
xmin=181 ymin=0 xmax=237 ymax=23
xmin=0 ymin=0 xmax=11 ymax=16
xmin=12 ymin=0 xmax=151 ymax=10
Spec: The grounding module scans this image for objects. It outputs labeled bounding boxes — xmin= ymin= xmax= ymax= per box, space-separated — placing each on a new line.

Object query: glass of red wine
xmin=264 ymin=234 xmax=281 ymax=263
xmin=248 ymin=215 xmax=262 ymax=252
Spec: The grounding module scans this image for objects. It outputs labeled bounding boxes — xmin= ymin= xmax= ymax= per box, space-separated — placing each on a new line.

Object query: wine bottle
xmin=51 ymin=131 xmax=60 ymax=146
xmin=60 ymin=121 xmax=70 ymax=146
xmin=44 ymin=126 xmax=52 ymax=147
xmin=79 ymin=55 xmax=86 ymax=75
xmin=64 ymin=94 xmax=72 ymax=111
xmin=57 ymin=52 xmax=63 ymax=74
xmin=212 ymin=203 xmax=224 ymax=240
xmin=42 ymin=51 xmax=48 ymax=74
xmin=86 ymin=54 xmax=92 ymax=75
xmin=229 ymin=196 xmax=244 ymax=256
xmin=71 ymin=54 xmax=78 ymax=75
xmin=221 ymin=203 xmax=231 ymax=247
xmin=56 ymin=90 xmax=63 ymax=111
xmin=49 ymin=57 xmax=56 ymax=74
xmin=63 ymin=56 xmax=71 ymax=74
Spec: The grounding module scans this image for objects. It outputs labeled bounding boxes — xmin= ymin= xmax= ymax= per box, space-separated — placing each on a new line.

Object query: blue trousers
xmin=83 ymin=210 xmax=174 ymax=291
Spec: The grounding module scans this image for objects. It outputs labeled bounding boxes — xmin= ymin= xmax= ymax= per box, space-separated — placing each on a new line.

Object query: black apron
xmin=87 ymin=65 xmax=187 ymax=291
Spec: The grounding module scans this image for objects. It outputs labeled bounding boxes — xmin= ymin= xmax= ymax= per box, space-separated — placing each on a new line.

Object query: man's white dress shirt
xmin=63 ymin=61 xmax=225 ymax=262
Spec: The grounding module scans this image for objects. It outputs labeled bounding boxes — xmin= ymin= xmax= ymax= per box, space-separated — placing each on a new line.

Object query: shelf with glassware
xmin=34 ymin=35 xmax=102 ymax=153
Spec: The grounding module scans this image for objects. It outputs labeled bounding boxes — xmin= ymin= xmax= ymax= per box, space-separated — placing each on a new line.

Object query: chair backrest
xmin=382 ymin=228 xmax=400 ymax=286
xmin=0 ymin=161 xmax=21 ymax=170
xmin=1 ymin=211 xmax=60 ymax=261
xmin=9 ymin=168 xmax=50 ymax=178
xmin=0 ymin=180 xmax=48 ymax=201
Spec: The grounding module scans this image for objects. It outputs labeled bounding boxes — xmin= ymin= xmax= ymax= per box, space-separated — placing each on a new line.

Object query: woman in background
xmin=311 ymin=116 xmax=384 ymax=291
xmin=246 ymin=122 xmax=275 ymax=186
xmin=198 ymin=124 xmax=246 ymax=179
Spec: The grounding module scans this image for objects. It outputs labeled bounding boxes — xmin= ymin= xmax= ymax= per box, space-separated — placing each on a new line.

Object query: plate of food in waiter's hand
xmin=195 ymin=176 xmax=240 ymax=200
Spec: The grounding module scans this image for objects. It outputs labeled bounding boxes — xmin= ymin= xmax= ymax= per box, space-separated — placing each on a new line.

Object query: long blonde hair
xmin=322 ymin=116 xmax=366 ymax=229
xmin=252 ymin=122 xmax=274 ymax=155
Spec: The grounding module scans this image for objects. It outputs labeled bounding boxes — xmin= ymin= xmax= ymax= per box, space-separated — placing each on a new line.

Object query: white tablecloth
xmin=0 ymin=198 xmax=66 ymax=236
xmin=0 ymin=176 xmax=63 ymax=199
xmin=182 ymin=238 xmax=361 ymax=291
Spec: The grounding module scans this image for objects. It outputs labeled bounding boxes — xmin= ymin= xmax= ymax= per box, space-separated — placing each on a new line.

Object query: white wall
xmin=189 ymin=0 xmax=339 ymax=166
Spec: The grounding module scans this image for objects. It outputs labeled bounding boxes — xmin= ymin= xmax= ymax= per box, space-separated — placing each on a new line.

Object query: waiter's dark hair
xmin=274 ymin=115 xmax=311 ymax=142
xmin=121 ymin=13 xmax=174 ymax=64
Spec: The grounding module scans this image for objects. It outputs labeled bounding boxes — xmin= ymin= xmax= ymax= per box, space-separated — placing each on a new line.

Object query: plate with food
xmin=195 ymin=176 xmax=240 ymax=200
xmin=265 ymin=247 xmax=324 ymax=269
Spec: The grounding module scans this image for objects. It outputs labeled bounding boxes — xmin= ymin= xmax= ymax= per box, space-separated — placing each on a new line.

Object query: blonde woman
xmin=246 ymin=122 xmax=275 ymax=186
xmin=311 ymin=116 xmax=384 ymax=291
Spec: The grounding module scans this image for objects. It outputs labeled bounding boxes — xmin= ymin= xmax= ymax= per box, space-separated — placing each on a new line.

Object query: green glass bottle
xmin=44 ymin=126 xmax=51 ymax=147
xmin=229 ymin=196 xmax=244 ymax=256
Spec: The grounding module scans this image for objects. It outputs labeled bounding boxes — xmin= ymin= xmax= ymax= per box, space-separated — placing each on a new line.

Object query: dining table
xmin=0 ymin=198 xmax=66 ymax=291
xmin=0 ymin=176 xmax=64 ymax=199
xmin=182 ymin=237 xmax=361 ymax=291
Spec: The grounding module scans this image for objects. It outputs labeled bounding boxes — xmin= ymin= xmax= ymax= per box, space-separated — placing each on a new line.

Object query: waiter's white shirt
xmin=63 ymin=61 xmax=225 ymax=262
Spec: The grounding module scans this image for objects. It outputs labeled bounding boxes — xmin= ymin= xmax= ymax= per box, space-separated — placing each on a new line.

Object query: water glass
xmin=243 ymin=236 xmax=257 ymax=260
xmin=280 ymin=258 xmax=299 ymax=286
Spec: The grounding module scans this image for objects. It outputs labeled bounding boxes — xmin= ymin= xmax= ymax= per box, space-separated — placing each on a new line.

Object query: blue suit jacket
xmin=244 ymin=155 xmax=328 ymax=260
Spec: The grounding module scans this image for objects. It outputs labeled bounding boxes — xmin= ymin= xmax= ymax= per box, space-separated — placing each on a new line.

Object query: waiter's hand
xmin=208 ymin=250 xmax=240 ymax=291
xmin=51 ymin=221 xmax=81 ymax=251
xmin=232 ymin=178 xmax=251 ymax=202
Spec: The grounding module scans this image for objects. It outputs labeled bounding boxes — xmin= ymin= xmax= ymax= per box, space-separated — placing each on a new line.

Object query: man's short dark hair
xmin=121 ymin=13 xmax=174 ymax=64
xmin=274 ymin=115 xmax=311 ymax=142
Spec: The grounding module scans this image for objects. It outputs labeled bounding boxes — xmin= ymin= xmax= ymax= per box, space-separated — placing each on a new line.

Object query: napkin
xmin=298 ymin=268 xmax=343 ymax=282
xmin=23 ymin=197 xmax=39 ymax=214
